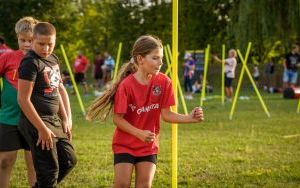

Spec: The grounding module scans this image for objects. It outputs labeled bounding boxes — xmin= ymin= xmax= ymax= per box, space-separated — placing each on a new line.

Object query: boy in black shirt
xmin=283 ymin=44 xmax=300 ymax=88
xmin=18 ymin=22 xmax=76 ymax=187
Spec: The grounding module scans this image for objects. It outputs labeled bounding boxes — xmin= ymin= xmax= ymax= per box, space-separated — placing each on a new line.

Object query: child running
xmin=0 ymin=16 xmax=38 ymax=188
xmin=87 ymin=35 xmax=204 ymax=188
xmin=18 ymin=22 xmax=76 ymax=187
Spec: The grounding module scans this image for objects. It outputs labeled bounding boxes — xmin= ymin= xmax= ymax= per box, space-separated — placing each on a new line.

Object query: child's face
xmin=17 ymin=32 xmax=33 ymax=52
xmin=138 ymin=47 xmax=163 ymax=75
xmin=32 ymin=34 xmax=56 ymax=58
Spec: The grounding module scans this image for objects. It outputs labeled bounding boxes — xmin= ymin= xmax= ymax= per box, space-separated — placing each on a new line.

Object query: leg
xmin=19 ymin=123 xmax=59 ymax=187
xmin=135 ymin=162 xmax=156 ymax=188
xmin=225 ymin=87 xmax=230 ymax=99
xmin=24 ymin=150 xmax=36 ymax=187
xmin=56 ymin=138 xmax=77 ymax=183
xmin=113 ymin=163 xmax=134 ymax=188
xmin=0 ymin=151 xmax=18 ymax=188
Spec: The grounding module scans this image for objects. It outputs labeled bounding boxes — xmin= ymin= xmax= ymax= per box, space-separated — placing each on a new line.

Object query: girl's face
xmin=138 ymin=47 xmax=163 ymax=75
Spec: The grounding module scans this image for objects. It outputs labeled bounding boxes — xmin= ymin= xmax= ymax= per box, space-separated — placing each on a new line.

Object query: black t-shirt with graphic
xmin=18 ymin=50 xmax=67 ymax=138
xmin=285 ymin=52 xmax=300 ymax=72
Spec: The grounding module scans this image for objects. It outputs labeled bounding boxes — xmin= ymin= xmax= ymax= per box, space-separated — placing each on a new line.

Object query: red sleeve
xmin=0 ymin=53 xmax=8 ymax=76
xmin=161 ymin=77 xmax=175 ymax=108
xmin=114 ymin=83 xmax=128 ymax=114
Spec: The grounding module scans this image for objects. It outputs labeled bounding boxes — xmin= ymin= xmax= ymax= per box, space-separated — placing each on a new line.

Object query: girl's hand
xmin=136 ymin=130 xmax=156 ymax=143
xmin=62 ymin=119 xmax=72 ymax=141
xmin=37 ymin=127 xmax=56 ymax=150
xmin=191 ymin=107 xmax=204 ymax=122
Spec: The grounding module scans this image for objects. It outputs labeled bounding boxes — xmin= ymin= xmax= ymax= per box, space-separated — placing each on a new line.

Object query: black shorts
xmin=114 ymin=153 xmax=157 ymax=165
xmin=225 ymin=75 xmax=233 ymax=87
xmin=75 ymin=73 xmax=86 ymax=84
xmin=0 ymin=123 xmax=30 ymax=151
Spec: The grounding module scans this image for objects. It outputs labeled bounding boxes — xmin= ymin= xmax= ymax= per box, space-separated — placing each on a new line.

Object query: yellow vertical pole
xmin=164 ymin=46 xmax=188 ymax=115
xmin=60 ymin=44 xmax=86 ymax=115
xmin=171 ymin=0 xmax=178 ymax=187
xmin=221 ymin=45 xmax=225 ymax=104
xmin=297 ymin=98 xmax=300 ymax=113
xmin=113 ymin=42 xmax=122 ymax=82
xmin=165 ymin=45 xmax=172 ymax=76
xmin=0 ymin=78 xmax=3 ymax=90
xmin=229 ymin=43 xmax=251 ymax=120
xmin=200 ymin=44 xmax=210 ymax=107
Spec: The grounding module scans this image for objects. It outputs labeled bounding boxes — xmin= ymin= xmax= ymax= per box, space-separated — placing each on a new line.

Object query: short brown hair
xmin=33 ymin=22 xmax=56 ymax=36
xmin=15 ymin=16 xmax=39 ymax=35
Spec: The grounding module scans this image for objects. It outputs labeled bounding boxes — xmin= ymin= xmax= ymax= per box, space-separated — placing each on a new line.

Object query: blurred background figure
xmin=0 ymin=36 xmax=12 ymax=56
xmin=183 ymin=52 xmax=195 ymax=100
xmin=282 ymin=44 xmax=300 ymax=89
xmin=252 ymin=64 xmax=260 ymax=86
xmin=102 ymin=51 xmax=115 ymax=85
xmin=93 ymin=51 xmax=104 ymax=90
xmin=73 ymin=50 xmax=90 ymax=95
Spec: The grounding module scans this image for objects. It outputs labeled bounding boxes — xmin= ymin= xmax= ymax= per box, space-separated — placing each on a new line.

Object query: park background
xmin=1 ymin=0 xmax=300 ymax=187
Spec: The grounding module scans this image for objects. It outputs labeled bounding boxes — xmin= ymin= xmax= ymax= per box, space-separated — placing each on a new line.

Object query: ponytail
xmin=86 ymin=61 xmax=138 ymax=121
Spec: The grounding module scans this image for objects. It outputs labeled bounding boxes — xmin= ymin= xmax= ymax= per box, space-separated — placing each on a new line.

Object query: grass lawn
xmin=11 ymin=90 xmax=300 ymax=187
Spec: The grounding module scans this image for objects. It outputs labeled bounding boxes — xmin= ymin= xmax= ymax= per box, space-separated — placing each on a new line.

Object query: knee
xmin=113 ymin=181 xmax=131 ymax=188
xmin=67 ymin=154 xmax=77 ymax=170
xmin=0 ymin=157 xmax=15 ymax=170
xmin=135 ymin=181 xmax=152 ymax=188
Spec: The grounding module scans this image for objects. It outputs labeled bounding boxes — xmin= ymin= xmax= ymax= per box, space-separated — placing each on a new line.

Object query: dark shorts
xmin=225 ymin=75 xmax=233 ymax=87
xmin=0 ymin=123 xmax=30 ymax=151
xmin=114 ymin=153 xmax=157 ymax=165
xmin=75 ymin=73 xmax=86 ymax=84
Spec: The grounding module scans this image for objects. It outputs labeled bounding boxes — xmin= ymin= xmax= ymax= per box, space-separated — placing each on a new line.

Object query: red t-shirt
xmin=0 ymin=50 xmax=24 ymax=89
xmin=73 ymin=55 xmax=89 ymax=73
xmin=0 ymin=44 xmax=12 ymax=56
xmin=113 ymin=73 xmax=175 ymax=156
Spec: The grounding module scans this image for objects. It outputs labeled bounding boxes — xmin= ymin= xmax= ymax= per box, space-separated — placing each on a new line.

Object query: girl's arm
xmin=161 ymin=106 xmax=204 ymax=124
xmin=113 ymin=113 xmax=155 ymax=143
xmin=18 ymin=79 xmax=56 ymax=150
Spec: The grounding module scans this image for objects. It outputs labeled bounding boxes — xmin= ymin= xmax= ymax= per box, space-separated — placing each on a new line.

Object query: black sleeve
xmin=18 ymin=57 xmax=38 ymax=82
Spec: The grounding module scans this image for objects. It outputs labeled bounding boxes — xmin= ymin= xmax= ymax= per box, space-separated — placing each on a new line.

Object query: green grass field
xmin=11 ymin=90 xmax=300 ymax=187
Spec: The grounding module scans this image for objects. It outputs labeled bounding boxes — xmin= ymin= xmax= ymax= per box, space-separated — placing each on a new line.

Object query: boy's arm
xmin=113 ymin=113 xmax=155 ymax=143
xmin=58 ymin=83 xmax=72 ymax=129
xmin=161 ymin=106 xmax=204 ymax=123
xmin=18 ymin=79 xmax=56 ymax=150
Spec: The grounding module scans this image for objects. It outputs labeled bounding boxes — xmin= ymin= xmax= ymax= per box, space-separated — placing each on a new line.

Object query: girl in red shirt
xmin=87 ymin=35 xmax=204 ymax=188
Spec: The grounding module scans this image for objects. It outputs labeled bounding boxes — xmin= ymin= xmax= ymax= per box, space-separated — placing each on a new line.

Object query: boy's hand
xmin=191 ymin=107 xmax=204 ymax=122
xmin=37 ymin=127 xmax=56 ymax=150
xmin=62 ymin=119 xmax=72 ymax=141
xmin=136 ymin=130 xmax=155 ymax=143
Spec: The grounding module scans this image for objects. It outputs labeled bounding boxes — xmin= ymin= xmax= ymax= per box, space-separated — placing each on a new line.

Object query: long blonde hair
xmin=86 ymin=35 xmax=163 ymax=121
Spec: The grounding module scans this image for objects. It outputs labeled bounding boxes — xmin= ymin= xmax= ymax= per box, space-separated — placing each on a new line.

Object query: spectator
xmin=283 ymin=44 xmax=300 ymax=89
xmin=103 ymin=52 xmax=115 ymax=84
xmin=73 ymin=50 xmax=90 ymax=95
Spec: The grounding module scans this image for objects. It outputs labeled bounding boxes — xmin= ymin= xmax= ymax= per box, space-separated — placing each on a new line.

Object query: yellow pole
xmin=165 ymin=45 xmax=172 ymax=76
xmin=0 ymin=78 xmax=3 ymax=90
xmin=239 ymin=52 xmax=271 ymax=118
xmin=60 ymin=44 xmax=86 ymax=115
xmin=164 ymin=46 xmax=188 ymax=115
xmin=200 ymin=44 xmax=210 ymax=107
xmin=113 ymin=42 xmax=123 ymax=82
xmin=221 ymin=44 xmax=225 ymax=105
xmin=229 ymin=43 xmax=251 ymax=120
xmin=172 ymin=0 xmax=178 ymax=187
xmin=297 ymin=98 xmax=300 ymax=113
